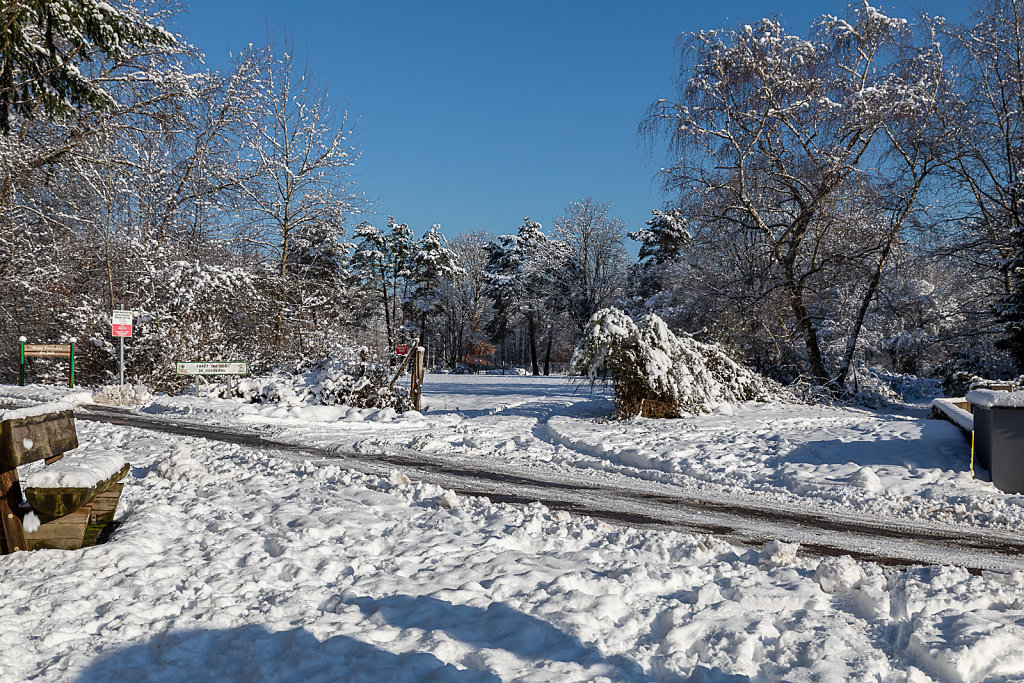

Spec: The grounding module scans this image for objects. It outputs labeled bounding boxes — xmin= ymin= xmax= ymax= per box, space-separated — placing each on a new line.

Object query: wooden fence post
xmin=411 ymin=346 xmax=425 ymax=411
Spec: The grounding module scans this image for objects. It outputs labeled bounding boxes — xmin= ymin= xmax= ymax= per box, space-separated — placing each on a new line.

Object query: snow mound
xmin=93 ymin=383 xmax=152 ymax=407
xmin=570 ymin=308 xmax=788 ymax=417
xmin=232 ymin=347 xmax=411 ymax=412
xmin=815 ymin=555 xmax=866 ymax=594
xmin=155 ymin=445 xmax=207 ymax=481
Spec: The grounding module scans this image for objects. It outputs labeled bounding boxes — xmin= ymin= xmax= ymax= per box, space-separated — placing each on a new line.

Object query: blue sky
xmin=171 ymin=1 xmax=971 ymax=244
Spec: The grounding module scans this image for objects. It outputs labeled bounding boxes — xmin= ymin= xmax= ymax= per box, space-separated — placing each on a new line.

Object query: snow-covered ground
xmin=108 ymin=374 xmax=1014 ymax=532
xmin=0 ymin=376 xmax=1022 ymax=681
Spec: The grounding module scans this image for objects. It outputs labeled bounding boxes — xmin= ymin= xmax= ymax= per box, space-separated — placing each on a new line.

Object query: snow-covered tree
xmin=234 ymin=42 xmax=362 ymax=353
xmin=630 ymin=209 xmax=690 ymax=266
xmin=571 ymin=308 xmax=784 ymax=417
xmin=551 ymin=198 xmax=630 ymax=335
xmin=0 ymin=0 xmax=175 ymax=131
xmin=349 ymin=217 xmax=416 ymax=349
xmin=408 ymin=224 xmax=463 ymax=351
xmin=484 ymin=217 xmax=561 ymax=375
xmin=998 ymin=222 xmax=1024 ymax=366
xmin=642 ymin=4 xmax=948 ymax=386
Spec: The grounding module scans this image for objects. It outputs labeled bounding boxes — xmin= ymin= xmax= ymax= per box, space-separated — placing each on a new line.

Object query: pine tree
xmin=409 ymin=224 xmax=463 ymax=351
xmin=629 ymin=209 xmax=691 ymax=266
xmin=484 ymin=218 xmax=555 ymax=375
xmin=0 ymin=0 xmax=175 ymax=131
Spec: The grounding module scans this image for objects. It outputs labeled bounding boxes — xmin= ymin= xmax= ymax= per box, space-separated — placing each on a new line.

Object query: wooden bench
xmin=0 ymin=408 xmax=128 ymax=552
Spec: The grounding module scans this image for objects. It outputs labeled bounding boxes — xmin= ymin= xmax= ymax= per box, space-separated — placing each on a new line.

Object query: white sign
xmin=112 ymin=309 xmax=133 ymax=338
xmin=176 ymin=361 xmax=249 ymax=376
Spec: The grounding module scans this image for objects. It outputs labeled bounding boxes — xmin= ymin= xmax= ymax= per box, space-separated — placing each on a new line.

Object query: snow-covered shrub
xmin=843 ymin=366 xmax=942 ymax=407
xmin=941 ymin=372 xmax=1024 ymax=398
xmin=570 ymin=308 xmax=787 ymax=417
xmin=229 ymin=347 xmax=411 ymax=412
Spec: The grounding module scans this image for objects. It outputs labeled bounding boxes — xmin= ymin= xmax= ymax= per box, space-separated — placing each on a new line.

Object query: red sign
xmin=112 ymin=310 xmax=133 ymax=338
xmin=395 ymin=344 xmax=409 ymax=355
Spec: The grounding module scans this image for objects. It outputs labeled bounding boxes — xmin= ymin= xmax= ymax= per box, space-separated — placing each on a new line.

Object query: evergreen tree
xmin=484 ymin=218 xmax=556 ymax=375
xmin=349 ymin=216 xmax=416 ymax=348
xmin=409 ymin=224 xmax=463 ymax=351
xmin=629 ymin=209 xmax=691 ymax=266
xmin=0 ymin=0 xmax=175 ymax=131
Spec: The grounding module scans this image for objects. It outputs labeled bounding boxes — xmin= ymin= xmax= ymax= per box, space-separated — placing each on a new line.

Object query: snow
xmin=0 ymin=400 xmax=78 ymax=421
xmin=965 ymin=389 xmax=1024 ymax=409
xmin=24 ymin=451 xmax=126 ymax=489
xmin=0 ymin=377 xmax=1022 ymax=679
xmin=932 ymin=398 xmax=974 ymax=431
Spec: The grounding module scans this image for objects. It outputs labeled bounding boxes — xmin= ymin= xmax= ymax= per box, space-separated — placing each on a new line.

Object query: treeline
xmin=1 ymin=1 xmax=1022 ymax=392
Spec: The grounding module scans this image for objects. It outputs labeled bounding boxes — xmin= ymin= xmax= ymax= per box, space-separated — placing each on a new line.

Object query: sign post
xmin=111 ymin=310 xmax=133 ymax=386
xmin=175 ymin=362 xmax=250 ymax=398
xmin=18 ymin=336 xmax=25 ymax=386
xmin=18 ymin=339 xmax=75 ymax=387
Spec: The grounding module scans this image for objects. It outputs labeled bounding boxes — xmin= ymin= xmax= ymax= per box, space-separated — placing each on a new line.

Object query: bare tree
xmin=642 ymin=4 xmax=948 ymax=386
xmin=551 ymin=198 xmax=630 ymax=335
xmin=234 ymin=42 xmax=362 ymax=353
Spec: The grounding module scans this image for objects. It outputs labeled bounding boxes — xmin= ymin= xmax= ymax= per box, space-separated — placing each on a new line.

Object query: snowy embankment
xmin=0 ymin=415 xmax=1022 ymax=681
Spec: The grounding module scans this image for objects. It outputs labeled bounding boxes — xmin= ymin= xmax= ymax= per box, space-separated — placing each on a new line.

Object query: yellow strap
xmin=970 ymin=430 xmax=975 ymax=478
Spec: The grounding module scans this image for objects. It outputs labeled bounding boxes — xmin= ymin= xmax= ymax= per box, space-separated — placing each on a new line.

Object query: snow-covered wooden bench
xmin=0 ymin=406 xmax=128 ymax=552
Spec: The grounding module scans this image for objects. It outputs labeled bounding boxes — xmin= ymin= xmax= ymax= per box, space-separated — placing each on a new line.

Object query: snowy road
xmin=73 ymin=403 xmax=1024 ymax=572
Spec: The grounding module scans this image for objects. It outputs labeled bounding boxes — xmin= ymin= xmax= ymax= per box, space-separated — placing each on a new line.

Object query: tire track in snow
xmin=75 ymin=404 xmax=1024 ymax=573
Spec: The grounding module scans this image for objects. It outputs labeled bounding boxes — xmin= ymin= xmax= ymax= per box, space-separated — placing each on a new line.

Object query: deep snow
xmin=0 ymin=376 xmax=1020 ymax=681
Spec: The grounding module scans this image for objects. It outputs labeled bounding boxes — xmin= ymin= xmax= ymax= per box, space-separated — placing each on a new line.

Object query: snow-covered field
xmin=0 ymin=375 xmax=1023 ymax=681
xmin=125 ymin=375 xmax=1013 ymax=531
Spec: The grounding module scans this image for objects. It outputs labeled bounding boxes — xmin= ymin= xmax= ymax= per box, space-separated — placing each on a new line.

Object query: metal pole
xmin=69 ymin=337 xmax=76 ymax=388
xmin=119 ymin=336 xmax=124 ymax=386
xmin=18 ymin=336 xmax=25 ymax=386
xmin=194 ymin=376 xmax=200 ymax=398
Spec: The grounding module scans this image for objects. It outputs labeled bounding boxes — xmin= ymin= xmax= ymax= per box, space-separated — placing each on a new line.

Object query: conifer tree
xmin=0 ymin=0 xmax=174 ymax=131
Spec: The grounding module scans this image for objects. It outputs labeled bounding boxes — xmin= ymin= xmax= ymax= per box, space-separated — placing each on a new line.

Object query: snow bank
xmin=966 ymin=389 xmax=1024 ymax=409
xmin=93 ymin=383 xmax=152 ymax=407
xmin=231 ymin=348 xmax=411 ymax=412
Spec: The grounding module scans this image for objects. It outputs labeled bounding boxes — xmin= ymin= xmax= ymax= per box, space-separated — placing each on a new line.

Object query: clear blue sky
xmin=170 ymin=1 xmax=971 ymax=244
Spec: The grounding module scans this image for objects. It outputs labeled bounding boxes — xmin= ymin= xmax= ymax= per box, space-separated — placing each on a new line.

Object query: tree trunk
xmin=543 ymin=324 xmax=554 ymax=376
xmin=835 ymin=234 xmax=895 ymax=388
xmin=526 ymin=314 xmax=540 ymax=376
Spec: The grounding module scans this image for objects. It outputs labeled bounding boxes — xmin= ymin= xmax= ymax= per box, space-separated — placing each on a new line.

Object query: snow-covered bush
xmin=228 ymin=348 xmax=411 ymax=412
xmin=843 ymin=366 xmax=942 ymax=407
xmin=570 ymin=308 xmax=787 ymax=417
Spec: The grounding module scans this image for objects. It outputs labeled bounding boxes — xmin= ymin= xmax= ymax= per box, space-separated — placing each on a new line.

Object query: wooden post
xmin=388 ymin=338 xmax=419 ymax=390
xmin=0 ymin=468 xmax=26 ymax=553
xmin=411 ymin=346 xmax=425 ymax=411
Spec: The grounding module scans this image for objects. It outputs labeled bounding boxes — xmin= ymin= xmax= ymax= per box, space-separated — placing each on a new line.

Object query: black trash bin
xmin=966 ymin=389 xmax=1024 ymax=493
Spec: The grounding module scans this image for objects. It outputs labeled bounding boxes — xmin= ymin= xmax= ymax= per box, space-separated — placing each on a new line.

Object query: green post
xmin=68 ymin=337 xmax=76 ymax=388
xmin=18 ymin=336 xmax=25 ymax=386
